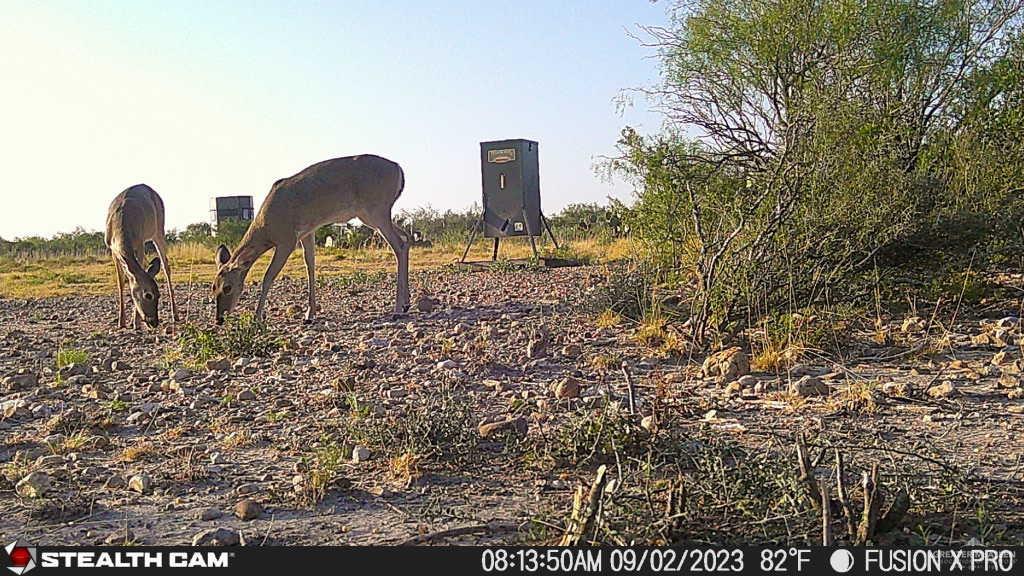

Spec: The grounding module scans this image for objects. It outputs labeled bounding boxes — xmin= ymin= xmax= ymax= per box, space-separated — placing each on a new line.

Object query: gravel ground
xmin=2 ymin=265 xmax=1023 ymax=545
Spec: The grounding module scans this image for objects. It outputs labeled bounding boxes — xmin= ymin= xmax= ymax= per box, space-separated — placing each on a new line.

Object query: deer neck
xmin=110 ymin=238 xmax=146 ymax=280
xmin=231 ymin=226 xmax=272 ymax=273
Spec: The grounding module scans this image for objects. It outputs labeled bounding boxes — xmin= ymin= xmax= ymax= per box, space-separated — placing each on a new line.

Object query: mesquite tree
xmin=613 ymin=0 xmax=1024 ymax=342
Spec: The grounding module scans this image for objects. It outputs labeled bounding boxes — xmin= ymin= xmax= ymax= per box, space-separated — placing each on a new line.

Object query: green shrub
xmin=174 ymin=313 xmax=280 ymax=367
xmin=56 ymin=348 xmax=89 ymax=369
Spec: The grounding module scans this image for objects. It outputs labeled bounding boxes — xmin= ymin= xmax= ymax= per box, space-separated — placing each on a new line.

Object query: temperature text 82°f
xmin=761 ymin=548 xmax=812 ymax=572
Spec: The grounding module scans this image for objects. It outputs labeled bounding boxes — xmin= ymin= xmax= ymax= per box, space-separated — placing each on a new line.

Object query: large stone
xmin=171 ymin=368 xmax=193 ymax=381
xmin=351 ymin=445 xmax=371 ymax=463
xmin=2 ymin=399 xmax=30 ymax=419
xmin=478 ymin=417 xmax=528 ymax=439
xmin=3 ymin=373 xmax=38 ymax=392
xmin=561 ymin=343 xmax=582 ymax=357
xmin=234 ymin=499 xmax=262 ymax=521
xmin=928 ymin=381 xmax=958 ymax=398
xmin=901 ymin=317 xmax=926 ymax=334
xmin=790 ymin=376 xmax=829 ymax=397
xmin=205 ymin=358 xmax=231 ymax=372
xmin=526 ymin=338 xmax=548 ymax=359
xmin=127 ymin=474 xmax=151 ymax=494
xmin=191 ymin=528 xmax=241 ymax=546
xmin=16 ymin=471 xmax=51 ymax=498
xmin=882 ymin=381 xmax=913 ymax=397
xmin=414 ymin=295 xmax=438 ymax=313
xmin=552 ymin=377 xmax=582 ymax=400
xmin=701 ymin=347 xmax=750 ymax=383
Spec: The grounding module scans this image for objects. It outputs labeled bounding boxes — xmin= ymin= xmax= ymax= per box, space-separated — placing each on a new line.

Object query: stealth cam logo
xmin=4 ymin=541 xmax=36 ymax=575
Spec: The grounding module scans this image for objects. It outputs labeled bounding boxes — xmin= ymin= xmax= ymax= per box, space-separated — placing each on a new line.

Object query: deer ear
xmin=216 ymin=244 xmax=231 ymax=267
xmin=146 ymin=257 xmax=161 ymax=278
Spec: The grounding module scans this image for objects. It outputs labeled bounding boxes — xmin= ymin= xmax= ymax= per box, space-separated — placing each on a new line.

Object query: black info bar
xmin=3 ymin=546 xmax=1020 ymax=575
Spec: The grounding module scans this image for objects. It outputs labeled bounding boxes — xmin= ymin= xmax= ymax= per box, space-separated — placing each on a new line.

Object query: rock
xmin=2 ymin=398 xmax=30 ymax=419
xmin=552 ymin=377 xmax=582 ymax=400
xmin=882 ymin=381 xmax=913 ymax=397
xmin=736 ymin=375 xmax=758 ymax=389
xmin=191 ymin=527 xmax=241 ymax=546
xmin=901 ymin=317 xmax=926 ymax=334
xmin=478 ymin=417 xmax=528 ymax=438
xmin=198 ymin=507 xmax=222 ymax=521
xmin=16 ymin=471 xmax=51 ymax=498
xmin=104 ymin=474 xmax=126 ymax=490
xmin=526 ymin=338 xmax=547 ymax=359
xmin=81 ymin=383 xmax=107 ymax=399
xmin=206 ymin=358 xmax=231 ymax=371
xmin=234 ymin=483 xmax=260 ymax=496
xmin=790 ymin=376 xmax=829 ymax=397
xmin=127 ymin=474 xmax=151 ymax=494
xmin=724 ymin=380 xmax=743 ymax=395
xmin=701 ymin=347 xmax=750 ymax=383
xmin=414 ymin=295 xmax=437 ymax=313
xmin=972 ymin=333 xmax=991 ymax=347
xmin=3 ymin=372 xmax=38 ymax=392
xmin=59 ymin=363 xmax=88 ymax=378
xmin=996 ymin=316 xmax=1019 ymax=329
xmin=992 ymin=329 xmax=1013 ymax=347
xmin=44 ymin=433 xmax=66 ymax=449
xmin=436 ymin=359 xmax=458 ymax=370
xmin=65 ymin=374 xmax=89 ymax=387
xmin=561 ymin=343 xmax=582 ymax=357
xmin=104 ymin=530 xmax=134 ymax=545
xmin=237 ymin=389 xmax=256 ymax=401
xmin=999 ymin=373 xmax=1021 ymax=389
xmin=928 ymin=381 xmax=958 ymax=398
xmin=171 ymin=368 xmax=193 ymax=381
xmin=35 ymin=454 xmax=63 ymax=468
xmin=351 ymin=445 xmax=371 ymax=463
xmin=993 ymin=352 xmax=1011 ymax=366
xmin=234 ymin=499 xmax=262 ymax=520
xmin=640 ymin=415 xmax=657 ymax=433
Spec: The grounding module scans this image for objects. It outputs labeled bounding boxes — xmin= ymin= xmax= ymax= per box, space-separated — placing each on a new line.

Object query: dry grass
xmin=832 ymin=380 xmax=881 ymax=413
xmin=120 ymin=440 xmax=157 ymax=463
xmin=595 ymin=309 xmax=622 ymax=329
xmin=388 ymin=451 xmax=424 ymax=486
xmin=0 ymin=238 xmax=632 ymax=299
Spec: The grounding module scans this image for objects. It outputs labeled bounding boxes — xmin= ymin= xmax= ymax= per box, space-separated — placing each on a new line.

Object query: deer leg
xmin=299 ymin=234 xmax=316 ymax=322
xmin=113 ymin=260 xmax=126 ymax=328
xmin=377 ymin=222 xmax=410 ymax=313
xmin=152 ymin=237 xmax=179 ymax=323
xmin=255 ymin=245 xmax=292 ymax=322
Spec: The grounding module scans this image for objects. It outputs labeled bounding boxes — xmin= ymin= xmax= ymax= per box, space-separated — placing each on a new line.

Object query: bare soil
xmin=1 ymin=265 xmax=1023 ymax=545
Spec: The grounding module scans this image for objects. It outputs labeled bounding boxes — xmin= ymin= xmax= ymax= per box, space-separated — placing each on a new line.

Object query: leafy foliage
xmin=611 ymin=0 xmax=1024 ymax=341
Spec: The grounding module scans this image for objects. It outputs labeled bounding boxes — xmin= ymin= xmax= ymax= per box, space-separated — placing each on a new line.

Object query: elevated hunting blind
xmin=209 ymin=196 xmax=254 ymax=231
xmin=461 ymin=139 xmax=559 ymax=262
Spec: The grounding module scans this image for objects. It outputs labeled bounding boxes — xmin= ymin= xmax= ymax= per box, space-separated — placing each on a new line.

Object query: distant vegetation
xmin=1 ymin=202 xmax=632 ymax=258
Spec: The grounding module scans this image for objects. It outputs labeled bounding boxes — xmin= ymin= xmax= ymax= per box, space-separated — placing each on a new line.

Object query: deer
xmin=105 ymin=184 xmax=179 ymax=329
xmin=211 ymin=154 xmax=410 ymax=324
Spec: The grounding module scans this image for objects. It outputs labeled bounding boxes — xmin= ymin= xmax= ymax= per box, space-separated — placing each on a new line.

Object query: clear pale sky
xmin=0 ymin=1 xmax=665 ymax=239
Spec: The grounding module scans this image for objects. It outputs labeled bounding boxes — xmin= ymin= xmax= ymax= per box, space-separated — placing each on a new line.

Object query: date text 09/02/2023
xmin=481 ymin=548 xmax=754 ymax=573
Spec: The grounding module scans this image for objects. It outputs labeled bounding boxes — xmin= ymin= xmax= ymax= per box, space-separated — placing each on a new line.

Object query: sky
xmin=0 ymin=1 xmax=666 ymax=239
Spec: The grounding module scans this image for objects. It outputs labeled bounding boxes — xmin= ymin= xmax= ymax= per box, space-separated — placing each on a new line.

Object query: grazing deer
xmin=105 ymin=184 xmax=179 ymax=329
xmin=212 ymin=154 xmax=410 ymax=324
